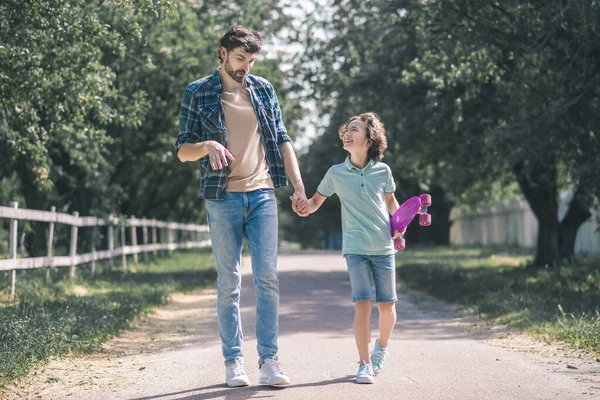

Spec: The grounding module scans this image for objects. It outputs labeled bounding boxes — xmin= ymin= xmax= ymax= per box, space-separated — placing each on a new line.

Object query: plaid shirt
xmin=176 ymin=67 xmax=291 ymax=200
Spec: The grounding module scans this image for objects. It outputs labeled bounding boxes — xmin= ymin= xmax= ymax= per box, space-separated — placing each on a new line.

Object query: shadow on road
xmin=131 ymin=375 xmax=356 ymax=400
xmin=125 ymin=254 xmax=495 ymax=356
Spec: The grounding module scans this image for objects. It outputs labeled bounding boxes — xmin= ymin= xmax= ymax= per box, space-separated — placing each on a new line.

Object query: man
xmin=175 ymin=25 xmax=306 ymax=387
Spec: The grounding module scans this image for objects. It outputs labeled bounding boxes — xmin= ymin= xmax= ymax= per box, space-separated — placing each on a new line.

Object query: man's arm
xmin=178 ymin=141 xmax=234 ymax=169
xmin=178 ymin=142 xmax=209 ymax=162
xmin=176 ymin=84 xmax=235 ymax=168
xmin=279 ymin=141 xmax=307 ymax=211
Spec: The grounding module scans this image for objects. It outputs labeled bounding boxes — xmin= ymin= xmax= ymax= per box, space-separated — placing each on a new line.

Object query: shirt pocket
xmin=198 ymin=105 xmax=221 ymax=134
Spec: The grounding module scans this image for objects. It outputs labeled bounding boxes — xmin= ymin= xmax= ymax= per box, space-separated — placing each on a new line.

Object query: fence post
xmin=168 ymin=226 xmax=173 ymax=255
xmin=142 ymin=218 xmax=149 ymax=264
xmin=131 ymin=216 xmax=138 ymax=265
xmin=45 ymin=206 xmax=56 ymax=282
xmin=9 ymin=201 xmax=18 ymax=300
xmin=90 ymin=225 xmax=96 ymax=277
xmin=152 ymin=223 xmax=158 ymax=260
xmin=120 ymin=223 xmax=127 ymax=270
xmin=107 ymin=216 xmax=114 ymax=272
xmin=69 ymin=211 xmax=79 ymax=279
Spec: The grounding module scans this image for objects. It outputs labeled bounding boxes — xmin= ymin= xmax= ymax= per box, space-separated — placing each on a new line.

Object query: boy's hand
xmin=291 ymin=197 xmax=310 ymax=217
xmin=290 ymin=196 xmax=309 ymax=217
xmin=393 ymin=227 xmax=407 ymax=238
xmin=290 ymin=190 xmax=307 ymax=211
xmin=297 ymin=199 xmax=310 ymax=217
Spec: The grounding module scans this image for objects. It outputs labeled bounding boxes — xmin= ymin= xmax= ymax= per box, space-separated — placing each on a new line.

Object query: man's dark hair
xmin=218 ymin=26 xmax=263 ymax=62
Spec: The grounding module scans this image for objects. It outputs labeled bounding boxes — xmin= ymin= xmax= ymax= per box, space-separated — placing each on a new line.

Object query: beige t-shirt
xmin=222 ymin=88 xmax=274 ymax=192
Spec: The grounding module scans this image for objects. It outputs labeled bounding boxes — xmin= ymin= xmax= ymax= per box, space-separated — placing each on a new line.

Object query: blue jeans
xmin=205 ymin=189 xmax=279 ymax=365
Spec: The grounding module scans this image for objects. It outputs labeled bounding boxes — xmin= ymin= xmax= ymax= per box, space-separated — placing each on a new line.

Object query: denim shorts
xmin=344 ymin=254 xmax=397 ymax=303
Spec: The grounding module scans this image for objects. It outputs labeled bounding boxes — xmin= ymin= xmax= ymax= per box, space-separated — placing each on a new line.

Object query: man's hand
xmin=206 ymin=141 xmax=235 ymax=170
xmin=289 ymin=190 xmax=308 ymax=216
xmin=293 ymin=199 xmax=310 ymax=217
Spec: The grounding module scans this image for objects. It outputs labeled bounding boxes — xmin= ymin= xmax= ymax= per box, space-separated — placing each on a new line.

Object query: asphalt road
xmin=4 ymin=252 xmax=599 ymax=400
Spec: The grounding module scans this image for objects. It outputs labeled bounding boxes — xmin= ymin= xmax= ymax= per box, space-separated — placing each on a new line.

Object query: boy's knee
xmin=378 ymin=302 xmax=395 ymax=312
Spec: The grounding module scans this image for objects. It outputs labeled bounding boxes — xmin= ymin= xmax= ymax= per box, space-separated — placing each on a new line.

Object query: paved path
xmin=4 ymin=252 xmax=599 ymax=399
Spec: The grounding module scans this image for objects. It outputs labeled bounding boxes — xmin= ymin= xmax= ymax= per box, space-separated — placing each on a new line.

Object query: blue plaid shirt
xmin=176 ymin=67 xmax=291 ymax=200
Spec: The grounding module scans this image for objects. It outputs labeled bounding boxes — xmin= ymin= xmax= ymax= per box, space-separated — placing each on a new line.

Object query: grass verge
xmin=0 ymin=249 xmax=216 ymax=387
xmin=397 ymin=246 xmax=600 ymax=355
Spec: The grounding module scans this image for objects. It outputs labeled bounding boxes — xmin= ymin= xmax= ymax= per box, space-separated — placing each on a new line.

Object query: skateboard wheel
xmin=420 ymin=194 xmax=431 ymax=207
xmin=394 ymin=237 xmax=405 ymax=250
xmin=419 ymin=213 xmax=431 ymax=226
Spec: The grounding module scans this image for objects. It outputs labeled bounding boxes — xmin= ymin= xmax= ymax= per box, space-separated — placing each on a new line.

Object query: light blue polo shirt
xmin=317 ymin=157 xmax=396 ymax=256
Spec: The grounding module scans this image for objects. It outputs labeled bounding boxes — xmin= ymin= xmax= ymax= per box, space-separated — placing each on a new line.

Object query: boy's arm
xmin=308 ymin=192 xmax=327 ymax=214
xmin=384 ymin=192 xmax=400 ymax=216
xmin=295 ymin=192 xmax=327 ymax=217
xmin=385 ymin=192 xmax=406 ymax=237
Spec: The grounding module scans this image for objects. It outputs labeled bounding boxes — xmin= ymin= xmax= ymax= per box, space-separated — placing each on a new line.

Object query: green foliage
xmin=0 ymin=0 xmax=302 ymax=254
xmin=289 ymin=0 xmax=600 ymax=258
xmin=0 ymin=249 xmax=216 ymax=386
xmin=397 ymin=246 xmax=600 ymax=352
xmin=0 ymin=0 xmax=175 ymax=192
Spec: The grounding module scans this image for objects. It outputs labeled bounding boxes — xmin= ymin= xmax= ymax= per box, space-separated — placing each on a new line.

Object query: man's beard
xmin=224 ymin=58 xmax=246 ymax=83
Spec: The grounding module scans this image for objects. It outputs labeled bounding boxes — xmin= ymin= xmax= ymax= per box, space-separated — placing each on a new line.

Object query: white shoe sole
xmin=356 ymin=377 xmax=375 ymax=384
xmin=227 ymin=379 xmax=250 ymax=387
xmin=258 ymin=378 xmax=291 ymax=386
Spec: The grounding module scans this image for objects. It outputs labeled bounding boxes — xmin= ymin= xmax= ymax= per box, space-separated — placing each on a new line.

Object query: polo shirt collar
xmin=344 ymin=157 xmax=375 ymax=172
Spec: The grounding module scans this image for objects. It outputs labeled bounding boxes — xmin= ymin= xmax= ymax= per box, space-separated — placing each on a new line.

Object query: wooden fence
xmin=0 ymin=201 xmax=211 ymax=300
xmin=450 ymin=192 xmax=600 ymax=255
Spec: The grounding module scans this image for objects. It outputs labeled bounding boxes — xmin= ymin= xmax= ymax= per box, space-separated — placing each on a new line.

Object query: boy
xmin=295 ymin=112 xmax=402 ymax=384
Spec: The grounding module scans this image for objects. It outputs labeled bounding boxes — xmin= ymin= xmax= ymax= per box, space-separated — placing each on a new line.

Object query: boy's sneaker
xmin=370 ymin=338 xmax=390 ymax=375
xmin=259 ymin=358 xmax=291 ymax=386
xmin=356 ymin=361 xmax=375 ymax=384
xmin=225 ymin=357 xmax=250 ymax=387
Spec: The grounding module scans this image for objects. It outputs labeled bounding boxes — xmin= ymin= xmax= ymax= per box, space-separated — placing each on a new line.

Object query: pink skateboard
xmin=391 ymin=194 xmax=432 ymax=250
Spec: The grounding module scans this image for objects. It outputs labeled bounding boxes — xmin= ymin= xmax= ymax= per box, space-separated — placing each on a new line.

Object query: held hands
xmin=289 ymin=191 xmax=309 ymax=217
xmin=206 ymin=141 xmax=235 ymax=170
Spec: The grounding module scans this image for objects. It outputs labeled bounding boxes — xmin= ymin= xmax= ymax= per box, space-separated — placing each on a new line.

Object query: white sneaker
xmin=258 ymin=358 xmax=291 ymax=386
xmin=225 ymin=357 xmax=250 ymax=387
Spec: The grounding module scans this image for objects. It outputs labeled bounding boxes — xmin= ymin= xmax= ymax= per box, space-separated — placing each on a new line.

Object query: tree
xmin=409 ymin=0 xmax=600 ymax=265
xmin=0 ymin=0 xmax=302 ymax=255
xmin=293 ymin=0 xmax=600 ymax=265
xmin=0 ymin=0 xmax=177 ymax=254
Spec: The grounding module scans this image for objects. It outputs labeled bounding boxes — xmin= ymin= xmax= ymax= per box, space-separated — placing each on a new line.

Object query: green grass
xmin=0 ymin=249 xmax=216 ymax=387
xmin=397 ymin=246 xmax=600 ymax=354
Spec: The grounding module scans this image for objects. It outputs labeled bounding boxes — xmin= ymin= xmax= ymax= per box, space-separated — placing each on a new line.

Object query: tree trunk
xmin=15 ymin=157 xmax=49 ymax=257
xmin=513 ymin=161 xmax=560 ymax=267
xmin=558 ymin=189 xmax=591 ymax=261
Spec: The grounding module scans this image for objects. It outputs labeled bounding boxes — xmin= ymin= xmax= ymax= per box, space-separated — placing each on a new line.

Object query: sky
xmin=267 ymin=0 xmax=333 ymax=151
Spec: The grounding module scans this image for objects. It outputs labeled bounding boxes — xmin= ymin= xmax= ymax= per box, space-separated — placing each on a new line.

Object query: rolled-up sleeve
xmin=175 ymin=85 xmax=201 ymax=154
xmin=270 ymin=86 xmax=291 ymax=144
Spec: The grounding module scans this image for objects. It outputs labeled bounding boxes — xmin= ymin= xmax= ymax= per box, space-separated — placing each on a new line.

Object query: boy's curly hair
xmin=338 ymin=112 xmax=388 ymax=162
